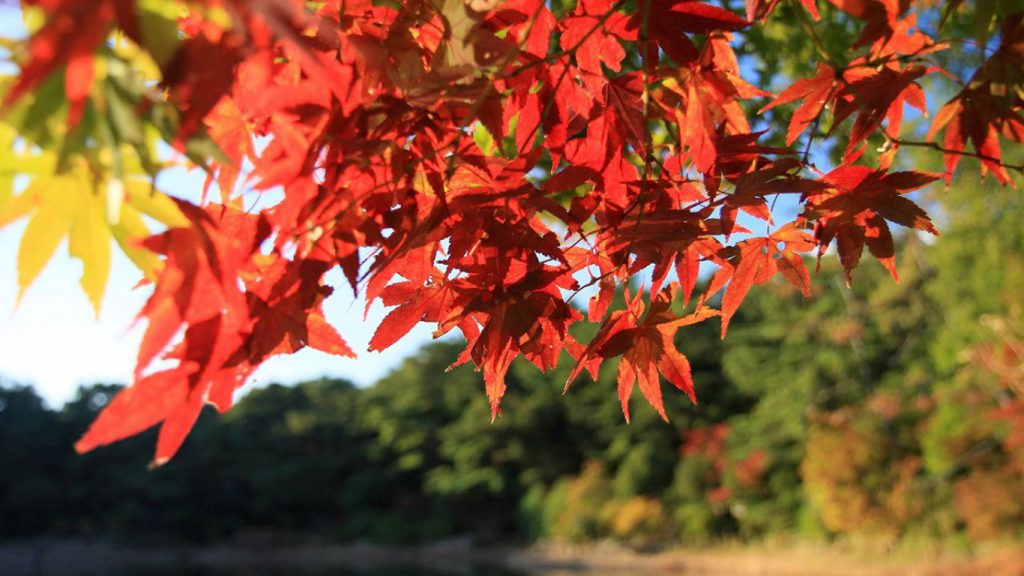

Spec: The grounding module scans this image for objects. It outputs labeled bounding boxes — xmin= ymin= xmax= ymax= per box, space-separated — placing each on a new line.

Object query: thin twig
xmin=891 ymin=137 xmax=1024 ymax=176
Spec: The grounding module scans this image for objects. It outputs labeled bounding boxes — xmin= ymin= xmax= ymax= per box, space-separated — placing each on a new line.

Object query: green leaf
xmin=473 ymin=122 xmax=496 ymax=156
xmin=136 ymin=0 xmax=184 ymax=67
xmin=104 ymin=80 xmax=145 ymax=145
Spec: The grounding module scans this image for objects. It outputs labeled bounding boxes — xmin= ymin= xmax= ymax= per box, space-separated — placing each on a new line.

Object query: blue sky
xmin=0 ymin=6 xmax=437 ymax=407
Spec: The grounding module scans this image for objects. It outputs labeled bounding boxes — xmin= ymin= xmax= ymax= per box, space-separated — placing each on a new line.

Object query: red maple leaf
xmin=706 ymin=223 xmax=817 ymax=337
xmin=760 ymin=63 xmax=837 ymax=146
xmin=568 ymin=286 xmax=717 ymax=422
xmin=637 ymin=0 xmax=748 ymax=65
xmin=561 ymin=0 xmax=636 ymax=95
xmin=803 ymin=166 xmax=938 ymax=283
xmin=926 ymin=16 xmax=1024 ymax=185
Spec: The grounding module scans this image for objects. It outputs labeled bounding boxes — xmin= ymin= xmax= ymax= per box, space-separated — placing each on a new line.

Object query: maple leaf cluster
xmin=1 ymin=0 xmax=1022 ymax=463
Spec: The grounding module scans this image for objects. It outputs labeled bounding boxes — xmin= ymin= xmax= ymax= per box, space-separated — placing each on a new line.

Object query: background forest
xmin=1 ymin=163 xmax=1023 ymax=549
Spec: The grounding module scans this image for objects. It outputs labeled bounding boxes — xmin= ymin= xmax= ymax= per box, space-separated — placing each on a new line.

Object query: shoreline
xmin=1 ymin=537 xmax=1021 ymax=576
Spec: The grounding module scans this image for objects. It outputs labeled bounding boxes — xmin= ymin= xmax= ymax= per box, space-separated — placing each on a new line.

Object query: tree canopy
xmin=0 ymin=0 xmax=1021 ymax=463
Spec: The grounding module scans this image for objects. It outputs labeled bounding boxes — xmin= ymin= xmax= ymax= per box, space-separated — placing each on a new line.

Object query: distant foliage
xmin=802 ymin=400 xmax=926 ymax=536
